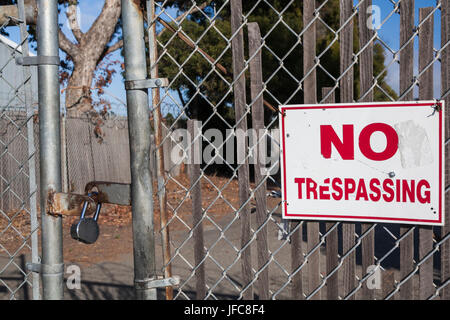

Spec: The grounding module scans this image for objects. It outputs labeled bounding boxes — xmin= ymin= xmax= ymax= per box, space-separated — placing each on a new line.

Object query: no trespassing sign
xmin=279 ymin=101 xmax=445 ymax=226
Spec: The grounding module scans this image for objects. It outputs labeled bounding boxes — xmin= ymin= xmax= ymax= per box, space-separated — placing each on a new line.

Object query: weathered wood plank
xmin=66 ymin=117 xmax=95 ymax=193
xmin=358 ymin=0 xmax=375 ymax=300
xmin=230 ymin=0 xmax=253 ymax=299
xmin=148 ymin=0 xmax=173 ymax=299
xmin=303 ymin=0 xmax=317 ymax=105
xmin=340 ymin=0 xmax=356 ymax=300
xmin=248 ymin=22 xmax=270 ymax=300
xmin=418 ymin=7 xmax=434 ymax=300
xmin=321 ymin=87 xmax=339 ymax=300
xmin=361 ymin=222 xmax=375 ymax=300
xmin=382 ymin=269 xmax=396 ymax=300
xmin=291 ymin=221 xmax=303 ymax=299
xmin=358 ymin=0 xmax=374 ymax=103
xmin=303 ymin=0 xmax=320 ymax=300
xmin=325 ymin=222 xmax=339 ymax=300
xmin=188 ymin=120 xmax=206 ymax=299
xmin=399 ymin=0 xmax=415 ymax=300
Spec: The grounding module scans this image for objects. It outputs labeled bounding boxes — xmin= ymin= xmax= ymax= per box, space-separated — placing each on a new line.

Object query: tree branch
xmin=156 ymin=0 xmax=212 ymax=37
xmin=94 ymin=1 xmax=214 ymax=58
xmin=83 ymin=0 xmax=121 ymax=58
xmin=102 ymin=39 xmax=123 ymax=57
xmin=58 ymin=29 xmax=79 ymax=58
xmin=66 ymin=3 xmax=83 ymax=43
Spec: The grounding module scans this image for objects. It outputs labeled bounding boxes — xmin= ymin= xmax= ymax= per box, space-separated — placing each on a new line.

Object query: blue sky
xmin=372 ymin=0 xmax=443 ymax=98
xmin=3 ymin=0 xmax=445 ymax=115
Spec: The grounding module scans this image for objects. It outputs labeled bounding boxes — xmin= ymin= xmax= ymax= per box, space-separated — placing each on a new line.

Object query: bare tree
xmin=59 ymin=0 xmax=122 ymax=115
xmin=0 ymin=0 xmax=123 ymax=115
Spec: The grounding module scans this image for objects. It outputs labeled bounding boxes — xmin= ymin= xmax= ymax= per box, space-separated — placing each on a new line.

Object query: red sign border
xmin=280 ymin=101 xmax=444 ymax=225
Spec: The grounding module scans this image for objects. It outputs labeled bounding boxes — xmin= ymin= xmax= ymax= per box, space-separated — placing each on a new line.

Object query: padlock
xmin=70 ymin=197 xmax=102 ymax=244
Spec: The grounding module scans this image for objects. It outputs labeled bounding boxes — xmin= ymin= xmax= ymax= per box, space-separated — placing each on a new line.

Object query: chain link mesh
xmin=144 ymin=0 xmax=449 ymax=300
xmin=0 ymin=13 xmax=40 ymax=300
xmin=1 ymin=0 xmax=448 ymax=301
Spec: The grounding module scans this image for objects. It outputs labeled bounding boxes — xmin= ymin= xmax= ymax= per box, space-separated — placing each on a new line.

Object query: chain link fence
xmin=144 ymin=0 xmax=450 ymax=300
xmin=1 ymin=0 xmax=449 ymax=300
xmin=0 ymin=4 xmax=40 ymax=300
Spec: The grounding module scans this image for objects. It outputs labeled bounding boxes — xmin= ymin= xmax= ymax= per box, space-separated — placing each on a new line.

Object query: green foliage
xmin=159 ymin=0 xmax=397 ymax=130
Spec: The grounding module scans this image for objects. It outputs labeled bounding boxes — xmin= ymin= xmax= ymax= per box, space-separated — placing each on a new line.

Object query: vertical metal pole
xmin=61 ymin=111 xmax=68 ymax=193
xmin=37 ymin=0 xmax=64 ymax=300
xmin=147 ymin=0 xmax=173 ymax=300
xmin=18 ymin=0 xmax=40 ymax=300
xmin=121 ymin=0 xmax=157 ymax=300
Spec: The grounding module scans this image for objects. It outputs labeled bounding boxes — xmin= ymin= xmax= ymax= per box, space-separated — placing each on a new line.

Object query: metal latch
xmin=47 ymin=192 xmax=97 ymax=216
xmin=124 ymin=78 xmax=169 ymax=90
xmin=26 ymin=262 xmax=41 ymax=273
xmin=134 ymin=276 xmax=180 ymax=290
xmin=47 ymin=182 xmax=132 ymax=216
xmin=26 ymin=262 xmax=64 ymax=276
xmin=85 ymin=181 xmax=131 ymax=206
xmin=15 ymin=56 xmax=60 ymax=66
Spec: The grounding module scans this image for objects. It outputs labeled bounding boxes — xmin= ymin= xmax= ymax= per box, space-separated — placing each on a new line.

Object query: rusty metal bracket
xmin=46 ymin=182 xmax=132 ymax=216
xmin=15 ymin=55 xmax=60 ymax=66
xmin=26 ymin=262 xmax=64 ymax=276
xmin=47 ymin=192 xmax=96 ymax=216
xmin=85 ymin=181 xmax=131 ymax=206
xmin=124 ymin=78 xmax=168 ymax=90
xmin=134 ymin=276 xmax=180 ymax=290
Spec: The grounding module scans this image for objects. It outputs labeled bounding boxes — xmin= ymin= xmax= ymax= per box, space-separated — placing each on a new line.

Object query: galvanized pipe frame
xmin=121 ymin=0 xmax=158 ymax=300
xmin=17 ymin=0 xmax=40 ymax=300
xmin=0 ymin=0 xmax=42 ymax=300
xmin=37 ymin=0 xmax=64 ymax=300
xmin=147 ymin=0 xmax=174 ymax=301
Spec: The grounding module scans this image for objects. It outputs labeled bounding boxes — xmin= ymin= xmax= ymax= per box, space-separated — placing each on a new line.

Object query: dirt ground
xmin=1 ymin=173 xmax=253 ymax=263
xmin=0 ymin=172 xmax=284 ymax=300
xmin=1 ymin=173 xmax=438 ymax=300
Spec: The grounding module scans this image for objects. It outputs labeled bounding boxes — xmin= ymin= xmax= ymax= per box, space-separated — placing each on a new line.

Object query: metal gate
xmin=0 ymin=0 xmax=40 ymax=300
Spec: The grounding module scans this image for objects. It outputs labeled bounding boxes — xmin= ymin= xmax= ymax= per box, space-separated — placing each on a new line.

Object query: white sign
xmin=279 ymin=101 xmax=445 ymax=226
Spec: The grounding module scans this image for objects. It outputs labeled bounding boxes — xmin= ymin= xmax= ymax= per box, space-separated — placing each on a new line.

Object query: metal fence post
xmin=147 ymin=0 xmax=173 ymax=300
xmin=121 ymin=0 xmax=157 ymax=300
xmin=37 ymin=0 xmax=64 ymax=300
xmin=17 ymin=0 xmax=40 ymax=300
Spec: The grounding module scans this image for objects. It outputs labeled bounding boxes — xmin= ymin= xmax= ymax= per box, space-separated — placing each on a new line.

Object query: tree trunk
xmin=63 ymin=0 xmax=121 ymax=116
xmin=3 ymin=0 xmax=123 ymax=116
xmin=58 ymin=0 xmax=122 ymax=116
xmin=65 ymin=60 xmax=97 ymax=116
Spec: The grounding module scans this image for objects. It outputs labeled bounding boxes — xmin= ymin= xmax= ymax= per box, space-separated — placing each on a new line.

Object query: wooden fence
xmin=0 ymin=113 xmax=180 ymax=213
xmin=169 ymin=0 xmax=450 ymax=300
